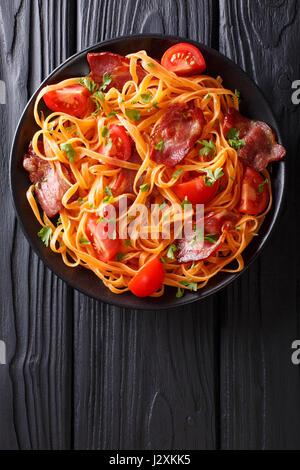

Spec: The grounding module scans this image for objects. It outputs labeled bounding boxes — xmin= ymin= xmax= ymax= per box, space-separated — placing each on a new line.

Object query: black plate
xmin=10 ymin=35 xmax=286 ymax=310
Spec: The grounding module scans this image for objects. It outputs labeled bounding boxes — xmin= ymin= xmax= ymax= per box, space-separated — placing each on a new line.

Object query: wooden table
xmin=0 ymin=0 xmax=299 ymax=450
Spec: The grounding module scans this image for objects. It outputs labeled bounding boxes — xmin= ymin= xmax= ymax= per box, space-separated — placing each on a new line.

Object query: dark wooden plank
xmin=73 ymin=0 xmax=219 ymax=450
xmin=219 ymin=0 xmax=300 ymax=449
xmin=0 ymin=0 xmax=76 ymax=449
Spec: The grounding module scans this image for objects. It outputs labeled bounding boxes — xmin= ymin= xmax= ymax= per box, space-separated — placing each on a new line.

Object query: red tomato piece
xmin=239 ymin=167 xmax=269 ymax=215
xmin=161 ymin=43 xmax=206 ymax=75
xmin=174 ymin=175 xmax=219 ymax=204
xmin=98 ymin=125 xmax=132 ymax=165
xmin=128 ymin=258 xmax=165 ymax=297
xmin=86 ymin=215 xmax=120 ymax=262
xmin=43 ymin=84 xmax=89 ymax=117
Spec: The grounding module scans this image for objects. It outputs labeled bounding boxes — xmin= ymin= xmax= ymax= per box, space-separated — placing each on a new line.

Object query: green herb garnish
xmin=200 ymin=167 xmax=224 ymax=187
xmin=204 ymin=233 xmax=219 ymax=244
xmin=176 ymin=287 xmax=185 ymax=298
xmin=125 ymin=109 xmax=141 ymax=122
xmin=140 ymin=183 xmax=149 ymax=192
xmin=172 ymin=169 xmax=183 ymax=179
xmin=116 ymin=253 xmax=128 ymax=262
xmin=180 ymin=280 xmax=197 ymax=292
xmin=259 ymin=178 xmax=268 ymax=193
xmin=198 ymin=139 xmax=216 ymax=157
xmin=155 ymin=139 xmax=164 ymax=152
xmin=167 ymin=244 xmax=178 ymax=260
xmin=38 ymin=225 xmax=52 ymax=247
xmin=78 ymin=77 xmax=96 ymax=93
xmin=79 ymin=237 xmax=91 ymax=245
xmin=60 ymin=143 xmax=76 ymax=163
xmin=141 ymin=93 xmax=152 ymax=103
xmin=226 ymin=128 xmax=246 ymax=150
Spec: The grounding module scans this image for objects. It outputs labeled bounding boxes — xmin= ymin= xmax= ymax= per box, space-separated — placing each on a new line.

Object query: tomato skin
xmin=43 ymin=84 xmax=90 ymax=117
xmin=86 ymin=215 xmax=120 ymax=262
xmin=161 ymin=43 xmax=206 ymax=75
xmin=128 ymin=258 xmax=165 ymax=297
xmin=174 ymin=175 xmax=219 ymax=204
xmin=239 ymin=167 xmax=269 ymax=215
xmin=98 ymin=125 xmax=132 ymax=165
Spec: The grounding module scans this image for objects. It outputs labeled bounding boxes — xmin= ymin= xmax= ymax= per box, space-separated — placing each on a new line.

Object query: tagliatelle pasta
xmin=23 ymin=47 xmax=280 ymax=298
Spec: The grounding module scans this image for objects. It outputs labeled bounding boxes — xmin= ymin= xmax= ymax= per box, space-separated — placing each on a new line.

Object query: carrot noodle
xmin=26 ymin=50 xmax=273 ymax=296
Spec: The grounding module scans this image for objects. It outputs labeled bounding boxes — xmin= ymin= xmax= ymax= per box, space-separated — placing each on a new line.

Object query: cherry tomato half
xmin=86 ymin=215 xmax=120 ymax=263
xmin=174 ymin=175 xmax=219 ymax=205
xmin=98 ymin=125 xmax=132 ymax=165
xmin=161 ymin=43 xmax=206 ymax=75
xmin=128 ymin=258 xmax=165 ymax=297
xmin=239 ymin=167 xmax=269 ymax=215
xmin=43 ymin=84 xmax=90 ymax=118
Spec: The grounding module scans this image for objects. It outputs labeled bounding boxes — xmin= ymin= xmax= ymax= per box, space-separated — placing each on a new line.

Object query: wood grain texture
xmin=73 ymin=0 xmax=219 ymax=450
xmin=219 ymin=0 xmax=300 ymax=450
xmin=0 ymin=0 xmax=75 ymax=449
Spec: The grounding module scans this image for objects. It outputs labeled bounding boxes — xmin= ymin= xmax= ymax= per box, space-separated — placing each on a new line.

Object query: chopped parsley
xmin=116 ymin=253 xmax=128 ymax=262
xmin=104 ymin=186 xmax=113 ymax=197
xmin=65 ymin=125 xmax=75 ymax=132
xmin=140 ymin=183 xmax=149 ymax=192
xmin=259 ymin=178 xmax=268 ymax=193
xmin=141 ymin=93 xmax=152 ymax=103
xmin=38 ymin=225 xmax=52 ymax=247
xmin=57 ymin=217 xmax=62 ymax=226
xmin=102 ymin=126 xmax=110 ymax=139
xmin=160 ymin=257 xmax=166 ymax=264
xmin=77 ymin=197 xmax=84 ymax=204
xmin=200 ymin=167 xmax=224 ymax=187
xmin=180 ymin=279 xmax=197 ymax=292
xmin=35 ymin=182 xmax=41 ymax=189
xmin=176 ymin=287 xmax=185 ymax=298
xmin=60 ymin=143 xmax=76 ymax=163
xmin=107 ymin=110 xmax=118 ymax=118
xmin=125 ymin=109 xmax=141 ymax=122
xmin=155 ymin=139 xmax=164 ymax=152
xmin=181 ymin=200 xmax=192 ymax=209
xmin=204 ymin=93 xmax=211 ymax=100
xmin=96 ymin=216 xmax=105 ymax=224
xmin=125 ymin=240 xmax=132 ymax=247
xmin=172 ymin=169 xmax=183 ymax=179
xmin=226 ymin=128 xmax=246 ymax=150
xmin=234 ymin=89 xmax=241 ymax=104
xmin=152 ymin=99 xmax=159 ymax=109
xmin=103 ymin=195 xmax=114 ymax=204
xmin=198 ymin=139 xmax=216 ymax=158
xmin=94 ymin=90 xmax=105 ymax=101
xmin=204 ymin=233 xmax=219 ymax=244
xmin=78 ymin=77 xmax=96 ymax=93
xmin=147 ymin=62 xmax=156 ymax=68
xmin=235 ymin=226 xmax=241 ymax=231
xmin=79 ymin=237 xmax=91 ymax=245
xmin=167 ymin=244 xmax=178 ymax=260
xmin=101 ymin=72 xmax=113 ymax=90
xmin=92 ymin=99 xmax=102 ymax=116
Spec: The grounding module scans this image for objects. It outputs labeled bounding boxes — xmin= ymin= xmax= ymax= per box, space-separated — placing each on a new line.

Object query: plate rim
xmin=9 ymin=33 xmax=287 ymax=310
